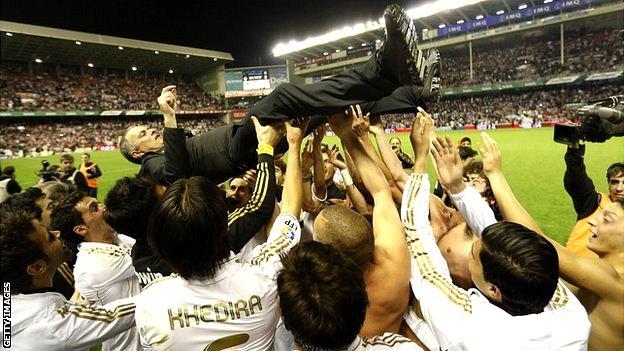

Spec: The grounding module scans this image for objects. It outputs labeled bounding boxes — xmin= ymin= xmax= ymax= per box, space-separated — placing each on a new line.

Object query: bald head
xmin=313 ymin=205 xmax=373 ymax=267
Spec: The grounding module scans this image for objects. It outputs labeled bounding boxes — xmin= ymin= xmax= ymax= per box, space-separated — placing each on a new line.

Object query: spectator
xmin=0 ymin=165 xmax=21 ymax=202
xmin=80 ymin=153 xmax=102 ymax=198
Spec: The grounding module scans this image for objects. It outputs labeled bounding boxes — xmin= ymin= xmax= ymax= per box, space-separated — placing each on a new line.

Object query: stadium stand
xmin=0 ymin=63 xmax=224 ymax=112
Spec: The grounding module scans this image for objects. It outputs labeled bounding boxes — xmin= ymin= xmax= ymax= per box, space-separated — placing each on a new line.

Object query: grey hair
xmin=120 ymin=126 xmax=142 ymax=165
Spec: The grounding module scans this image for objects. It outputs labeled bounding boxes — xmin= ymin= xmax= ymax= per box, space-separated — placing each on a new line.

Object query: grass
xmin=2 ymin=127 xmax=622 ymax=244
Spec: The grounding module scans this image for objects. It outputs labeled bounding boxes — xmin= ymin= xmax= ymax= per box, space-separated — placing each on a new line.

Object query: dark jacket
xmin=564 ymin=145 xmax=601 ymax=220
xmin=139 ymin=126 xmax=249 ymax=186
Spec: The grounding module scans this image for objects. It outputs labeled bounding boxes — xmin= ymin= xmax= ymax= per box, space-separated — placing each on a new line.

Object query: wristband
xmin=340 ymin=169 xmax=354 ymax=187
xmin=257 ymin=144 xmax=274 ymax=156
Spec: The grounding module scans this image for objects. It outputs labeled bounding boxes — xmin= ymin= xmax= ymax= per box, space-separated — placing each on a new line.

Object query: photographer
xmin=59 ymin=154 xmax=88 ymax=192
xmin=564 ymin=143 xmax=623 ymax=257
xmin=80 ymin=153 xmax=102 ymax=198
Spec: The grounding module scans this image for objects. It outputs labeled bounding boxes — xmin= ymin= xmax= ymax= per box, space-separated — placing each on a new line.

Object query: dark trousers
xmin=229 ymin=53 xmax=425 ymax=167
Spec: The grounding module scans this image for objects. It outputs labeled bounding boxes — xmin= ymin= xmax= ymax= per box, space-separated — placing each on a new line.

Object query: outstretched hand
xmin=431 ymin=135 xmax=466 ymax=194
xmin=251 ymin=116 xmax=284 ymax=148
xmin=478 ymin=132 xmax=503 ymax=177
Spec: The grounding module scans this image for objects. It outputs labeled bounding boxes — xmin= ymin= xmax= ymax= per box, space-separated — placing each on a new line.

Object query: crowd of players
xmin=443 ymin=28 xmax=623 ymax=87
xmin=1 ymin=92 xmax=622 ymax=349
xmin=0 ymin=65 xmax=224 ymax=112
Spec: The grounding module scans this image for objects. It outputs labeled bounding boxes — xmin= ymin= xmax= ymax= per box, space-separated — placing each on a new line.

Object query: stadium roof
xmin=0 ymin=21 xmax=234 ymax=75
xmin=272 ymin=0 xmax=621 ymax=60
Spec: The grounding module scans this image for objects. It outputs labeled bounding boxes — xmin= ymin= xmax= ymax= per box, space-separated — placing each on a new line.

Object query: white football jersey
xmin=73 ymin=234 xmax=141 ymax=351
xmin=402 ymin=174 xmax=590 ymax=351
xmin=10 ymin=291 xmax=136 ymax=351
xmin=134 ymin=213 xmax=301 ymax=350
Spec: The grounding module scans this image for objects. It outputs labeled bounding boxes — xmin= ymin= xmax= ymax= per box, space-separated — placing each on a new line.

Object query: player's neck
xmin=602 ymin=251 xmax=624 ymax=277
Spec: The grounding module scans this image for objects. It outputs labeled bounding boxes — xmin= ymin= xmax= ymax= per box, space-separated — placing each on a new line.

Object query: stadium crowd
xmin=443 ymin=28 xmax=623 ymax=87
xmin=0 ymin=65 xmax=225 ymax=112
xmin=0 ymin=116 xmax=224 ymax=157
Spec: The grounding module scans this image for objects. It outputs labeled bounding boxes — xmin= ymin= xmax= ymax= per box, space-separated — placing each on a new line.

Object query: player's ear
xmin=26 ymin=259 xmax=48 ymax=277
xmin=131 ymin=149 xmax=144 ymax=159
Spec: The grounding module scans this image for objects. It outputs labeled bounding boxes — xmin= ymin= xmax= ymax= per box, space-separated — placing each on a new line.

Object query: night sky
xmin=1 ymin=0 xmax=414 ymax=67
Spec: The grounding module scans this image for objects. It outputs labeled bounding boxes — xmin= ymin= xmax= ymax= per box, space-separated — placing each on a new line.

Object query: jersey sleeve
xmin=401 ymin=173 xmax=474 ymax=349
xmin=448 ymin=185 xmax=497 ymax=236
xmin=248 ymin=213 xmax=301 ymax=269
xmin=54 ymin=297 xmax=136 ymax=350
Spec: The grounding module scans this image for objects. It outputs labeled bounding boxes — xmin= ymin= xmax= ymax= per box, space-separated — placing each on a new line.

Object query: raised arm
xmin=429 ymin=129 xmax=496 ymax=235
xmin=369 ymin=115 xmax=409 ymax=188
xmin=157 ymin=85 xmax=192 ymax=184
xmin=328 ymin=106 xmax=409 ymax=274
xmin=280 ymin=118 xmax=307 ymax=218
xmin=227 ymin=116 xmax=280 ymax=252
xmin=479 ymin=132 xmax=622 ymax=300
xmin=327 ymin=145 xmax=370 ymax=215
xmin=311 ymin=125 xmax=328 ymax=202
xmin=564 ymin=144 xmax=601 ymax=220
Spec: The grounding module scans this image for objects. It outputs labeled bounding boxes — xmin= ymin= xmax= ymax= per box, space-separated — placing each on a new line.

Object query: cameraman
xmin=80 ymin=153 xmax=102 ymax=198
xmin=564 ymin=141 xmax=624 ymax=257
xmin=59 ymin=154 xmax=88 ymax=192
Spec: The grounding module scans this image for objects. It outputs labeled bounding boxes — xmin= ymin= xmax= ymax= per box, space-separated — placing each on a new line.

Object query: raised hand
xmin=431 ymin=135 xmax=466 ymax=194
xmin=157 ymin=85 xmax=177 ymax=120
xmin=301 ymin=139 xmax=314 ymax=171
xmin=410 ymin=107 xmax=434 ymax=159
xmin=327 ymin=110 xmax=352 ymax=138
xmin=251 ymin=116 xmax=284 ymax=148
xmin=328 ymin=145 xmax=348 ymax=170
xmin=285 ymin=117 xmax=309 ymax=146
xmin=313 ymin=124 xmax=327 ymax=145
xmin=368 ymin=115 xmax=385 ymax=135
xmin=351 ymin=105 xmax=371 ymax=137
xmin=478 ymin=132 xmax=503 ymax=177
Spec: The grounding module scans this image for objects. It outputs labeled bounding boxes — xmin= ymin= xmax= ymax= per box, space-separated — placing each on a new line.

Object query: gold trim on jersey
xmin=362 ymin=333 xmax=413 ymax=347
xmin=404 ymin=174 xmax=473 ymax=314
xmin=83 ymin=246 xmax=127 ymax=257
xmin=57 ymin=262 xmax=75 ymax=286
xmin=549 ymin=281 xmax=570 ymax=309
xmin=228 ymin=161 xmax=270 ymax=225
xmin=57 ymin=302 xmax=136 ymax=322
xmin=250 ymin=234 xmax=290 ymax=266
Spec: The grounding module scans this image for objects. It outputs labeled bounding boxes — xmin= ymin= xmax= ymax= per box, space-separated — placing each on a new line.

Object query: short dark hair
xmin=148 ymin=177 xmax=229 ymax=279
xmin=39 ymin=181 xmax=75 ymax=203
xmin=606 ymin=162 xmax=624 ymax=180
xmin=120 ymin=127 xmax=142 ymax=165
xmin=0 ymin=210 xmax=46 ymax=294
xmin=50 ymin=191 xmax=87 ymax=249
xmin=2 ymin=165 xmax=15 ymax=176
xmin=314 ymin=205 xmax=374 ymax=267
xmin=104 ymin=176 xmax=159 ymax=239
xmin=277 ymin=241 xmax=368 ymax=350
xmin=480 ymin=222 xmax=559 ymax=316
xmin=460 ymin=137 xmax=472 ymax=144
xmin=0 ymin=187 xmax=45 ymax=222
xmin=275 ymin=158 xmax=287 ymax=174
xmin=82 ymin=153 xmax=90 ymax=158
xmin=458 ymin=146 xmax=478 ymax=161
xmin=60 ymin=154 xmax=74 ymax=163
xmin=464 ymin=159 xmax=485 ymax=177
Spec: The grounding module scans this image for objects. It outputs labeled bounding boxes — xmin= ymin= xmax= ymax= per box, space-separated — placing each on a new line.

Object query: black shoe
xmin=420 ymin=48 xmax=441 ymax=102
xmin=381 ymin=4 xmax=422 ymax=86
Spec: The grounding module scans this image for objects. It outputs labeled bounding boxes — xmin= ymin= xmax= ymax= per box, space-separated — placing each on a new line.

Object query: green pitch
xmin=2 ymin=127 xmax=622 ymax=244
